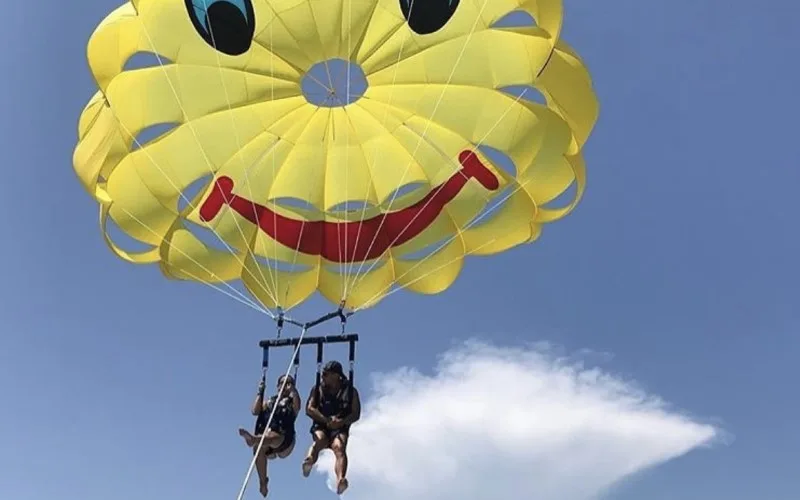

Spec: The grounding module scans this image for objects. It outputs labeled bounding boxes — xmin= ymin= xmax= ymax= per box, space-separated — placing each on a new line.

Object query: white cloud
xmin=313 ymin=340 xmax=719 ymax=500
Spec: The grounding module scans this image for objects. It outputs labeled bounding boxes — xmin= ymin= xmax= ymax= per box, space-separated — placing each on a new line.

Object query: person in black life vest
xmin=238 ymin=374 xmax=301 ymax=497
xmin=301 ymin=360 xmax=361 ymax=494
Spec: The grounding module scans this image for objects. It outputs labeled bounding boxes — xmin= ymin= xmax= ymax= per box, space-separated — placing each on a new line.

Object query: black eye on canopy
xmin=400 ymin=0 xmax=460 ymax=35
xmin=185 ymin=0 xmax=256 ymax=56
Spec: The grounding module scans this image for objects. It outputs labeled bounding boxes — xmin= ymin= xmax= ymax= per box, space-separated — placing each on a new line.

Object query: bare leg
xmin=302 ymin=430 xmax=329 ymax=477
xmin=255 ymin=448 xmax=269 ymax=497
xmin=239 ymin=429 xmax=286 ymax=497
xmin=239 ymin=428 xmax=285 ymax=450
xmin=238 ymin=428 xmax=257 ymax=447
xmin=331 ymin=434 xmax=350 ymax=495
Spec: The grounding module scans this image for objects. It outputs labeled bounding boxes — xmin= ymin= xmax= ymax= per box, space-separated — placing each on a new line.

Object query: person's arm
xmin=291 ymin=388 xmax=302 ymax=415
xmin=251 ymin=380 xmax=266 ymax=415
xmin=251 ymin=394 xmax=264 ymax=416
xmin=338 ymin=387 xmax=361 ymax=426
xmin=305 ymin=385 xmax=330 ymax=425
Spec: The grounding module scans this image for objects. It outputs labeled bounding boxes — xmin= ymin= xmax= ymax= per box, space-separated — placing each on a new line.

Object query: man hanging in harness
xmin=238 ymin=374 xmax=301 ymax=497
xmin=302 ymin=360 xmax=361 ymax=494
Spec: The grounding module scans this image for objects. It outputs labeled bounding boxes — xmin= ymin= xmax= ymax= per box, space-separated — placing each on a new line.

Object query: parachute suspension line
xmin=237 ymin=305 xmax=353 ymax=499
xmin=280 ymin=175 xmax=313 ymax=307
xmin=352 ymin=88 xmax=535 ymax=310
xmin=277 ymin=101 xmax=320 ymax=311
xmin=345 ymin=0 xmax=492 ymax=297
xmin=343 ymin=0 xmax=420 ymax=297
xmin=356 ymin=236 xmax=498 ymax=312
xmin=108 ymin=111 xmax=282 ymax=311
xmin=356 ymin=139 xmax=548 ymax=311
xmin=268 ymin=19 xmax=282 ymax=307
xmin=112 ymin=203 xmax=274 ymax=318
xmin=349 ymin=71 xmax=531 ymax=299
xmin=132 ymin=17 xmax=282 ymax=308
xmin=196 ymin=0 xmax=281 ymax=299
xmin=262 ymin=27 xmax=346 ymax=309
xmin=101 ymin=100 xmax=280 ymax=315
xmin=265 ymin=10 xmax=350 ymax=310
xmin=339 ymin=0 xmax=356 ymax=301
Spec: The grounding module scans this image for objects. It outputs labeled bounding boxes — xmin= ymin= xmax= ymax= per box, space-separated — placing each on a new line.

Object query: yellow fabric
xmin=73 ymin=0 xmax=599 ymax=311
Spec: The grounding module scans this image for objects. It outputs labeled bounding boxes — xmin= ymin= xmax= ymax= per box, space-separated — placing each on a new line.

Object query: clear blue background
xmin=1 ymin=0 xmax=798 ymax=499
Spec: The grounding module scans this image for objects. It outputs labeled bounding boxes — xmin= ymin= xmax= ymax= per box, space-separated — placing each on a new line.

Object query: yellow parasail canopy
xmin=73 ymin=0 xmax=599 ymax=313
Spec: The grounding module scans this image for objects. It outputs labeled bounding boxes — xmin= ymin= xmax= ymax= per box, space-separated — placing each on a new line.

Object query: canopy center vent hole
xmin=301 ymin=58 xmax=369 ymax=107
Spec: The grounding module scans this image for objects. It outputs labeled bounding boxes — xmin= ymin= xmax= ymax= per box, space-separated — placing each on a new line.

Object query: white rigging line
xmin=198 ymin=0 xmax=282 ymax=301
xmin=346 ymin=0 xmax=494 ymax=295
xmin=235 ymin=329 xmax=308 ymax=500
xmin=132 ymin=8 xmax=282 ymax=308
xmin=98 ymin=2 xmax=558 ymax=497
xmin=235 ymin=4 xmax=347 ymax=498
xmin=350 ymin=83 xmax=535 ymax=306
xmin=118 ymin=204 xmax=272 ymax=316
xmin=340 ymin=0 xmax=402 ymax=300
xmin=103 ymin=101 xmax=276 ymax=317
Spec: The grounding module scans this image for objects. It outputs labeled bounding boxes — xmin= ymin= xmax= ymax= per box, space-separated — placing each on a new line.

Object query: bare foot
xmin=336 ymin=477 xmax=349 ymax=495
xmin=301 ymin=457 xmax=314 ymax=477
xmin=238 ymin=428 xmax=256 ymax=447
xmin=259 ymin=478 xmax=269 ymax=497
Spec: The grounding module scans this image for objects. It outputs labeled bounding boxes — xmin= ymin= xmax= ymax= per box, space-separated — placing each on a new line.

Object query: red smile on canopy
xmin=199 ymin=150 xmax=500 ymax=263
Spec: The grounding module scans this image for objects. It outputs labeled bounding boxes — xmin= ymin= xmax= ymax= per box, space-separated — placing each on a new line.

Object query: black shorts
xmin=269 ymin=430 xmax=295 ymax=455
xmin=310 ymin=421 xmax=350 ymax=442
xmin=254 ymin=415 xmax=295 ymax=453
xmin=252 ymin=429 xmax=295 ymax=456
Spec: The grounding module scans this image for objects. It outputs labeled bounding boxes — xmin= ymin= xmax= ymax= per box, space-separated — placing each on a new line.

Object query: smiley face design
xmin=73 ymin=0 xmax=598 ymax=310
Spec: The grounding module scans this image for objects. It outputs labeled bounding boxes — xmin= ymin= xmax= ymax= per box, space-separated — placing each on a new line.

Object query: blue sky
xmin=1 ymin=1 xmax=798 ymax=499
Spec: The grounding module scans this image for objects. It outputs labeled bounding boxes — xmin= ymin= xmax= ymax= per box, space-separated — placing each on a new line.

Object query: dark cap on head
xmin=322 ymin=360 xmax=344 ymax=377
